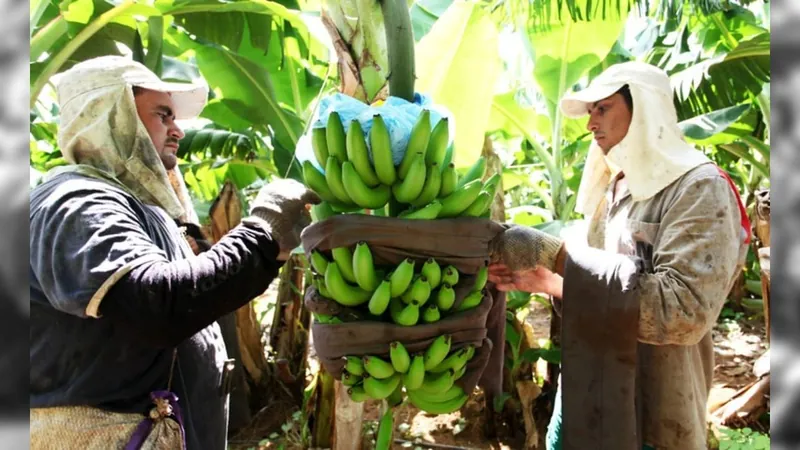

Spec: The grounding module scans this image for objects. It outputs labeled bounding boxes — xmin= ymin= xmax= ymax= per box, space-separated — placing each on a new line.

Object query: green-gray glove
xmin=490 ymin=225 xmax=563 ymax=272
xmin=247 ymin=178 xmax=321 ymax=258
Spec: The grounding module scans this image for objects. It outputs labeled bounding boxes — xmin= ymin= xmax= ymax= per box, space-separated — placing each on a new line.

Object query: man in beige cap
xmin=29 ymin=56 xmax=319 ymax=449
xmin=489 ymin=61 xmax=751 ymax=449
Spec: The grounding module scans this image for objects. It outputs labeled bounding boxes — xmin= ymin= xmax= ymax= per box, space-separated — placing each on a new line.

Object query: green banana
xmin=482 ymin=173 xmax=502 ymax=197
xmin=424 ymin=334 xmax=452 ymax=370
xmin=465 ymin=345 xmax=475 ymax=362
xmin=474 ymin=263 xmax=489 ymax=291
xmin=418 ymin=369 xmax=455 ymax=395
xmin=325 ymin=156 xmax=354 ymax=205
xmin=422 ymin=304 xmax=441 ymax=323
xmin=368 ymin=279 xmax=392 ymax=315
xmin=389 ymin=341 xmax=411 ymax=373
xmin=312 ymin=313 xmax=332 ymax=324
xmin=410 ymin=162 xmax=441 ymax=207
xmin=311 ymin=127 xmax=329 ymax=168
xmin=407 ymin=388 xmax=468 ymax=415
xmin=302 ymin=161 xmax=339 ymax=204
xmin=329 ymin=203 xmax=363 ymax=213
xmin=375 ymin=406 xmax=394 ymax=450
xmin=389 ymin=259 xmax=415 ymax=297
xmin=346 ymin=120 xmax=380 ymax=187
xmin=461 ymin=191 xmax=492 ymax=217
xmin=403 ymin=354 xmax=425 ymax=390
xmin=310 ymin=201 xmax=336 ymax=222
xmin=391 ymin=298 xmax=420 ymax=326
xmin=326 ymin=112 xmax=347 ymax=162
xmin=348 ymin=385 xmax=370 ymax=402
xmin=458 ymin=156 xmax=486 ymax=188
xmin=398 ymin=109 xmax=431 ymax=179
xmin=310 ymin=251 xmax=329 ymax=275
xmin=425 ymin=117 xmax=449 ymax=168
xmin=454 ymin=364 xmax=467 ymax=381
xmin=345 ymin=356 xmax=365 ymax=376
xmin=457 ymin=289 xmax=484 ymax=312
xmin=430 ymin=346 xmax=471 ymax=373
xmin=324 ymin=263 xmax=371 ymax=306
xmin=410 ymin=276 xmax=431 ymax=304
xmin=352 ymin=242 xmax=379 ymax=291
xmin=392 ymin=153 xmax=427 ymax=204
xmin=332 ymin=246 xmax=357 ymax=284
xmin=387 ymin=383 xmax=404 ymax=408
xmin=398 ymin=201 xmax=442 ymax=220
xmin=342 ymin=161 xmax=391 ymax=210
xmin=342 ymin=371 xmax=361 ymax=386
xmin=435 ymin=284 xmax=456 ymax=311
xmin=440 ymin=163 xmax=458 ymax=197
xmin=441 ymin=266 xmax=459 ymax=287
xmin=314 ymin=275 xmax=332 ymax=298
xmin=418 ymin=384 xmax=465 ymax=404
xmin=363 ymin=373 xmax=402 ymax=400
xmin=438 ymin=179 xmax=483 ymax=218
xmin=370 ymin=114 xmax=397 ymax=186
xmin=401 ymin=284 xmax=415 ymax=305
xmin=421 ymin=258 xmax=441 ymax=289
xmin=363 ymin=355 xmax=396 ymax=379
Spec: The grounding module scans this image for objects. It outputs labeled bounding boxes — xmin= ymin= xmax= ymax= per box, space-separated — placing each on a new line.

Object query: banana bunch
xmin=310 ymin=243 xmax=489 ymax=324
xmin=342 ymin=338 xmax=477 ymax=414
xmin=304 ymin=107 xmax=502 ymax=221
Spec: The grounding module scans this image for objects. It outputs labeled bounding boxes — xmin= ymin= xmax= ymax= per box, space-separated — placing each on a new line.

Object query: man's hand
xmin=248 ymin=178 xmax=321 ymax=260
xmin=488 ymin=263 xmax=563 ymax=298
xmin=490 ymin=225 xmax=564 ymax=272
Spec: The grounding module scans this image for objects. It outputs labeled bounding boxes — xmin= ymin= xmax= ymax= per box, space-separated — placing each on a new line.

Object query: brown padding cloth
xmin=300 ymin=215 xmax=508 ymax=400
xmin=560 ymin=245 xmax=645 ymax=450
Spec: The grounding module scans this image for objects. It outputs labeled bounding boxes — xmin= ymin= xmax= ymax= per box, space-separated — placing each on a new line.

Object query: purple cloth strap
xmin=124 ymin=391 xmax=186 ymax=450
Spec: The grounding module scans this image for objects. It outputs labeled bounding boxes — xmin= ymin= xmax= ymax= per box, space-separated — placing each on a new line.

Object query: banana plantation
xmin=30 ymin=0 xmax=771 ymax=449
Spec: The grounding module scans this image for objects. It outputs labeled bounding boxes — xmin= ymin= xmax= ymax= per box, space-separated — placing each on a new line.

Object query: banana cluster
xmin=303 ymin=109 xmax=501 ymax=220
xmin=309 ymin=242 xmax=489 ymax=325
xmin=341 ymin=338 xmax=477 ymax=414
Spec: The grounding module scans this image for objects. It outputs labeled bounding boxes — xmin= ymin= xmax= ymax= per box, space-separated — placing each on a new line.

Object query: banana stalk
xmin=380 ymin=0 xmax=415 ymax=101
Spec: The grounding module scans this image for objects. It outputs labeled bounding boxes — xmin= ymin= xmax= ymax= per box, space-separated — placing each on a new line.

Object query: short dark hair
xmin=616 ymin=84 xmax=633 ymax=112
xmin=132 ymin=85 xmax=144 ymax=96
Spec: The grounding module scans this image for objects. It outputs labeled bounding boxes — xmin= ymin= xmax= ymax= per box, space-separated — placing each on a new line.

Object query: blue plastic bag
xmin=295 ymin=92 xmax=455 ymax=173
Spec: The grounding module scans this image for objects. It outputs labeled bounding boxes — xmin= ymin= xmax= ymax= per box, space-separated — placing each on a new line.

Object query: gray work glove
xmin=490 ymin=225 xmax=564 ymax=272
xmin=247 ymin=178 xmax=321 ymax=258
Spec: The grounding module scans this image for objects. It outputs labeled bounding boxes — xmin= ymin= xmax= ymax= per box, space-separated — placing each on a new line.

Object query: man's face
xmin=586 ymin=92 xmax=632 ymax=153
xmin=133 ymin=88 xmax=185 ymax=170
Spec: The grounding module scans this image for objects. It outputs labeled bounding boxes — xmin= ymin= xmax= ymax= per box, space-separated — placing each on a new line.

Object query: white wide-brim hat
xmin=559 ymin=61 xmax=673 ymax=119
xmin=56 ymin=55 xmax=208 ymax=120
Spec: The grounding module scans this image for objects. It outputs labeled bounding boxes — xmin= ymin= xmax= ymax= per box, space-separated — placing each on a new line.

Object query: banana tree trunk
xmin=207 ymin=181 xmax=270 ymax=433
xmin=268 ymin=254 xmax=311 ymax=403
xmin=481 ymin=135 xmax=505 ymax=222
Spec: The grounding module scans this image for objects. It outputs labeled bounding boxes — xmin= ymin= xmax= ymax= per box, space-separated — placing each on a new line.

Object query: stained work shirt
xmin=561 ymin=162 xmax=748 ymax=450
xmin=30 ymin=172 xmax=229 ymax=449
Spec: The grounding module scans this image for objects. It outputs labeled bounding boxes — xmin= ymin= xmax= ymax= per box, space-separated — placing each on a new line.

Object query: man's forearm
xmin=99 ymin=221 xmax=283 ymax=348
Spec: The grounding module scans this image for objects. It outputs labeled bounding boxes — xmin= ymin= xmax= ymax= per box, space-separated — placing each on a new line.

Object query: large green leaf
xmin=527 ymin=0 xmax=628 ymax=116
xmin=490 ymin=91 xmax=588 ymax=143
xmin=410 ymin=0 xmax=453 ymax=41
xmin=670 ymin=22 xmax=770 ymax=119
xmin=194 ymin=45 xmax=304 ymax=147
xmin=414 ymin=2 xmax=502 ymax=169
xmin=678 ymin=103 xmax=752 ymax=145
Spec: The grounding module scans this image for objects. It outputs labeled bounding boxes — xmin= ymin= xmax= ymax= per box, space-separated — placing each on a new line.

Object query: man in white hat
xmin=489 ymin=61 xmax=751 ymax=449
xmin=29 ymin=56 xmax=320 ymax=449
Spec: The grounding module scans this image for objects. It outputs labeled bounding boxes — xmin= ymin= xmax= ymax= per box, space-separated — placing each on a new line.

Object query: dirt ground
xmin=233 ymin=292 xmax=769 ymax=450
